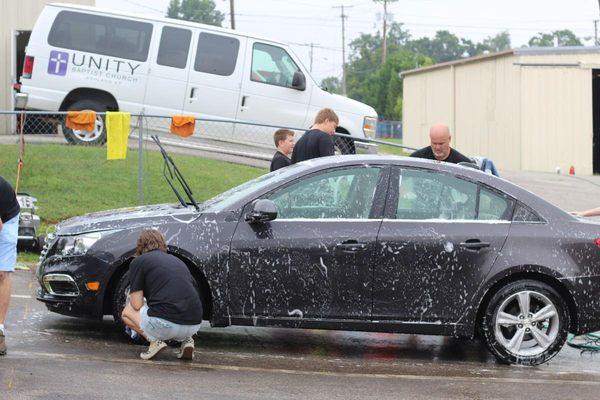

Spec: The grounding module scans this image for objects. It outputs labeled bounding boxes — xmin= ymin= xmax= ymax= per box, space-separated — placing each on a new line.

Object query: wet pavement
xmin=4 ymin=170 xmax=600 ymax=399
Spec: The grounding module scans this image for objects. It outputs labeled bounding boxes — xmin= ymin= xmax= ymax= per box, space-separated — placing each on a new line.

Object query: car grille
xmin=42 ymin=274 xmax=79 ymax=297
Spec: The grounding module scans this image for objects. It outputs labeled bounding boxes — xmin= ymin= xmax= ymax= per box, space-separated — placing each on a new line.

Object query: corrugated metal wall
xmin=0 ymin=0 xmax=95 ymax=129
xmin=403 ymin=51 xmax=596 ymax=174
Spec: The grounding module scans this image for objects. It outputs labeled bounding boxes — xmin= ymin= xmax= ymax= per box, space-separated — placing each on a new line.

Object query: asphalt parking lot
xmin=4 ymin=169 xmax=600 ymax=400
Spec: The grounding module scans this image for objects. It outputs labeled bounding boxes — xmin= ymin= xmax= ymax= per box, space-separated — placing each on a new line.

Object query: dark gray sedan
xmin=36 ymin=154 xmax=600 ymax=365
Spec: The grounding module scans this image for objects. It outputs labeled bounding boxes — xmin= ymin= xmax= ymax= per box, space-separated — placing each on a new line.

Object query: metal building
xmin=402 ymin=47 xmax=600 ymax=175
xmin=0 ymin=0 xmax=94 ymax=112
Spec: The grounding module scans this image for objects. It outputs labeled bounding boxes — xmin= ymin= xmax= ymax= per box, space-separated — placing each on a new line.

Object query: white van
xmin=17 ymin=3 xmax=378 ymax=153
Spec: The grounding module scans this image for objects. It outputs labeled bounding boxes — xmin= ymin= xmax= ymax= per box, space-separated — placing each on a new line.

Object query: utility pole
xmin=333 ymin=4 xmax=351 ymax=96
xmin=382 ymin=0 xmax=388 ymax=64
xmin=377 ymin=0 xmax=397 ymax=64
xmin=229 ymin=0 xmax=235 ymax=30
xmin=595 ymin=20 xmax=599 ymax=46
xmin=310 ymin=43 xmax=314 ymax=73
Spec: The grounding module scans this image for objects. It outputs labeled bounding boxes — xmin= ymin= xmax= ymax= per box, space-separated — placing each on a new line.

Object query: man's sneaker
xmin=176 ymin=337 xmax=195 ymax=360
xmin=0 ymin=329 xmax=6 ymax=356
xmin=140 ymin=340 xmax=167 ymax=360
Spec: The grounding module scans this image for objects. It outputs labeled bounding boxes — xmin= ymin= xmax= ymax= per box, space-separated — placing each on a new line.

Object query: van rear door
xmin=183 ymin=30 xmax=246 ymax=140
xmin=144 ymin=24 xmax=193 ymax=116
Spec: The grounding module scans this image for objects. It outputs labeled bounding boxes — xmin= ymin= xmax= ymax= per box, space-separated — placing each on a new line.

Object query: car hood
xmin=56 ymin=203 xmax=199 ymax=235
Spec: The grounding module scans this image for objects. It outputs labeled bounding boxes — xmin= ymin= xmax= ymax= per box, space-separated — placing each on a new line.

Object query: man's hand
xmin=0 ymin=219 xmax=3 ymax=232
xmin=129 ymin=290 xmax=144 ymax=311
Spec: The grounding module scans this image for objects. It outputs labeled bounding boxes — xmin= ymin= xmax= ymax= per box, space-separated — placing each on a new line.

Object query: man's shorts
xmin=140 ymin=305 xmax=202 ymax=342
xmin=0 ymin=215 xmax=19 ymax=272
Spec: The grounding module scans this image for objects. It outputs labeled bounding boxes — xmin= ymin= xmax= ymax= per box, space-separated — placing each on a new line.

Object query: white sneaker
xmin=176 ymin=337 xmax=195 ymax=360
xmin=140 ymin=340 xmax=167 ymax=360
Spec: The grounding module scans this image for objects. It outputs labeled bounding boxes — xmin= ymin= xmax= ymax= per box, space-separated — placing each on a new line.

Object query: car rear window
xmin=48 ymin=11 xmax=153 ymax=62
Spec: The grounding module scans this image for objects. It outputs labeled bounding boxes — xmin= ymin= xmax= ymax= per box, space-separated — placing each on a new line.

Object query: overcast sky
xmin=96 ymin=0 xmax=600 ymax=82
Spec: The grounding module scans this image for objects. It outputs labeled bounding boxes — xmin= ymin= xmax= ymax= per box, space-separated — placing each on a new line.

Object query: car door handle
xmin=240 ymin=95 xmax=248 ymax=111
xmin=336 ymin=240 xmax=368 ymax=253
xmin=189 ymin=87 xmax=197 ymax=101
xmin=459 ymin=240 xmax=490 ymax=250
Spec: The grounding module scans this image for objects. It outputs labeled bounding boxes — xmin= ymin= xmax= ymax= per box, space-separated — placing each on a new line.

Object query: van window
xmin=194 ymin=32 xmax=239 ymax=76
xmin=157 ymin=26 xmax=191 ymax=69
xmin=48 ymin=11 xmax=152 ymax=62
xmin=251 ymin=43 xmax=300 ymax=88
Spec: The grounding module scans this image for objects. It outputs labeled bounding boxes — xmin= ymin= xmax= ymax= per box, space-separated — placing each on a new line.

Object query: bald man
xmin=410 ymin=124 xmax=472 ymax=164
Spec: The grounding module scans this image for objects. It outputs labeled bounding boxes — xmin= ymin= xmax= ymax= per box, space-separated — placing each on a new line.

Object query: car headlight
xmin=54 ymin=230 xmax=119 ymax=256
xmin=363 ymin=117 xmax=377 ymax=138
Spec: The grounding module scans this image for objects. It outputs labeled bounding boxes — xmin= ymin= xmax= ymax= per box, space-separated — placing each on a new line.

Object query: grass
xmin=377 ymin=138 xmax=412 ymax=156
xmin=0 ymin=144 xmax=267 ymax=261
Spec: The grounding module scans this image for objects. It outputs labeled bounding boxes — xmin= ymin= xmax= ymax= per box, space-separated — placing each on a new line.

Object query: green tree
xmin=408 ymin=31 xmax=467 ymax=63
xmin=528 ymin=30 xmax=582 ymax=47
xmin=320 ymin=77 xmax=343 ymax=94
xmin=482 ymin=31 xmax=511 ymax=52
xmin=166 ymin=0 xmax=224 ymax=27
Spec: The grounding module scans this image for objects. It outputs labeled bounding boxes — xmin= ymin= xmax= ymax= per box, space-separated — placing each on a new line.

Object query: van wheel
xmin=112 ymin=272 xmax=148 ymax=345
xmin=481 ymin=280 xmax=569 ymax=365
xmin=62 ymin=100 xmax=107 ymax=146
xmin=334 ymin=135 xmax=356 ymax=155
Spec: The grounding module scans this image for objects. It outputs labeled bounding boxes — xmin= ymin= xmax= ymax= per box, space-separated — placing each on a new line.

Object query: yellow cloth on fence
xmin=106 ymin=112 xmax=131 ymax=160
xmin=66 ymin=111 xmax=96 ymax=132
xmin=170 ymin=115 xmax=196 ymax=137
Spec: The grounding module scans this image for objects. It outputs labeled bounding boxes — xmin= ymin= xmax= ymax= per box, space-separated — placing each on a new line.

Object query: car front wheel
xmin=481 ymin=280 xmax=569 ymax=365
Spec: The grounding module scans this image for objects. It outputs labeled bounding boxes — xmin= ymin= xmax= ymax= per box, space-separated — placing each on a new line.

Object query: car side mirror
xmin=245 ymin=199 xmax=278 ymax=224
xmin=292 ymin=71 xmax=306 ymax=91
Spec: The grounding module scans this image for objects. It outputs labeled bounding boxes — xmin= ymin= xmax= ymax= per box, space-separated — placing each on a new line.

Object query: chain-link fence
xmin=376 ymin=120 xmax=402 ymax=139
xmin=0 ymin=110 xmax=416 ymax=207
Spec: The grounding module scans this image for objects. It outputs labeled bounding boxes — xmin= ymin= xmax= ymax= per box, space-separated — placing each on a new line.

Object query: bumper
xmin=14 ymin=92 xmax=28 ymax=109
xmin=36 ymin=255 xmax=111 ymax=318
xmin=562 ymin=275 xmax=600 ymax=334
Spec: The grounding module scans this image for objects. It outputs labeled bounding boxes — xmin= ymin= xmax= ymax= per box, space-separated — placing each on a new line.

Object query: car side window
xmin=194 ymin=32 xmax=239 ymax=76
xmin=478 ymin=187 xmax=514 ymax=221
xmin=157 ymin=26 xmax=191 ymax=69
xmin=251 ymin=43 xmax=300 ymax=88
xmin=513 ymin=203 xmax=543 ymax=223
xmin=396 ymin=169 xmax=477 ymax=220
xmin=268 ymin=167 xmax=381 ymax=219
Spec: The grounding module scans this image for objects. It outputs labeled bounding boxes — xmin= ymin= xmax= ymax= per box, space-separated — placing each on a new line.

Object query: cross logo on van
xmin=48 ymin=50 xmax=69 ymax=76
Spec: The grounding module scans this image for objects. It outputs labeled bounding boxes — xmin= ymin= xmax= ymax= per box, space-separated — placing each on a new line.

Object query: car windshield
xmin=202 ymin=163 xmax=307 ymax=213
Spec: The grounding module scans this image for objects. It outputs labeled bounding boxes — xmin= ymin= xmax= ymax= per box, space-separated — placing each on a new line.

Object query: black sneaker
xmin=0 ymin=329 xmax=6 ymax=356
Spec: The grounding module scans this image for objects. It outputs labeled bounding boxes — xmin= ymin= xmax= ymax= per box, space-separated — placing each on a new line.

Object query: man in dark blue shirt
xmin=291 ymin=108 xmax=338 ymax=164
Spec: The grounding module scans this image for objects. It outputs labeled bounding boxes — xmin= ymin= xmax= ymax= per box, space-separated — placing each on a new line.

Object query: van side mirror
xmin=292 ymin=71 xmax=306 ymax=91
xmin=245 ymin=199 xmax=278 ymax=224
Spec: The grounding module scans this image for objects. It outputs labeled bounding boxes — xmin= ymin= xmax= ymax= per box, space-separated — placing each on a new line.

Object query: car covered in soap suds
xmin=36 ymin=147 xmax=600 ymax=365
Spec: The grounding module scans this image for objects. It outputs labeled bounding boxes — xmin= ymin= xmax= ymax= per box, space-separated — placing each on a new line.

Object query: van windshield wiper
xmin=151 ymin=135 xmax=200 ymax=211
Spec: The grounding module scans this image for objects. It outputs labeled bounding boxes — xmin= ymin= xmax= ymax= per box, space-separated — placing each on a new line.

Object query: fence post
xmin=138 ymin=113 xmax=144 ymax=206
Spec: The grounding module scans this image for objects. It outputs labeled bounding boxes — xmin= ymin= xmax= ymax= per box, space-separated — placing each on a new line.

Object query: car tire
xmin=481 ymin=280 xmax=569 ymax=366
xmin=334 ymin=134 xmax=356 ymax=155
xmin=62 ymin=99 xmax=107 ymax=146
xmin=111 ymin=271 xmax=147 ymax=345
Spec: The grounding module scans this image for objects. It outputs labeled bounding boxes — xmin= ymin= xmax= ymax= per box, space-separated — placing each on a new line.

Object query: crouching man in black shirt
xmin=121 ymin=230 xmax=203 ymax=360
xmin=410 ymin=124 xmax=472 ymax=164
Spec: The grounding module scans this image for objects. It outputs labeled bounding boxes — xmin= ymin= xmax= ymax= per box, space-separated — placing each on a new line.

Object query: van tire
xmin=62 ymin=100 xmax=107 ymax=146
xmin=334 ymin=134 xmax=356 ymax=155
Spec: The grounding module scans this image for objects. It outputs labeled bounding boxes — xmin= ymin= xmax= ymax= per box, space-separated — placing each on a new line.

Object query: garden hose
xmin=567 ymin=332 xmax=600 ymax=352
